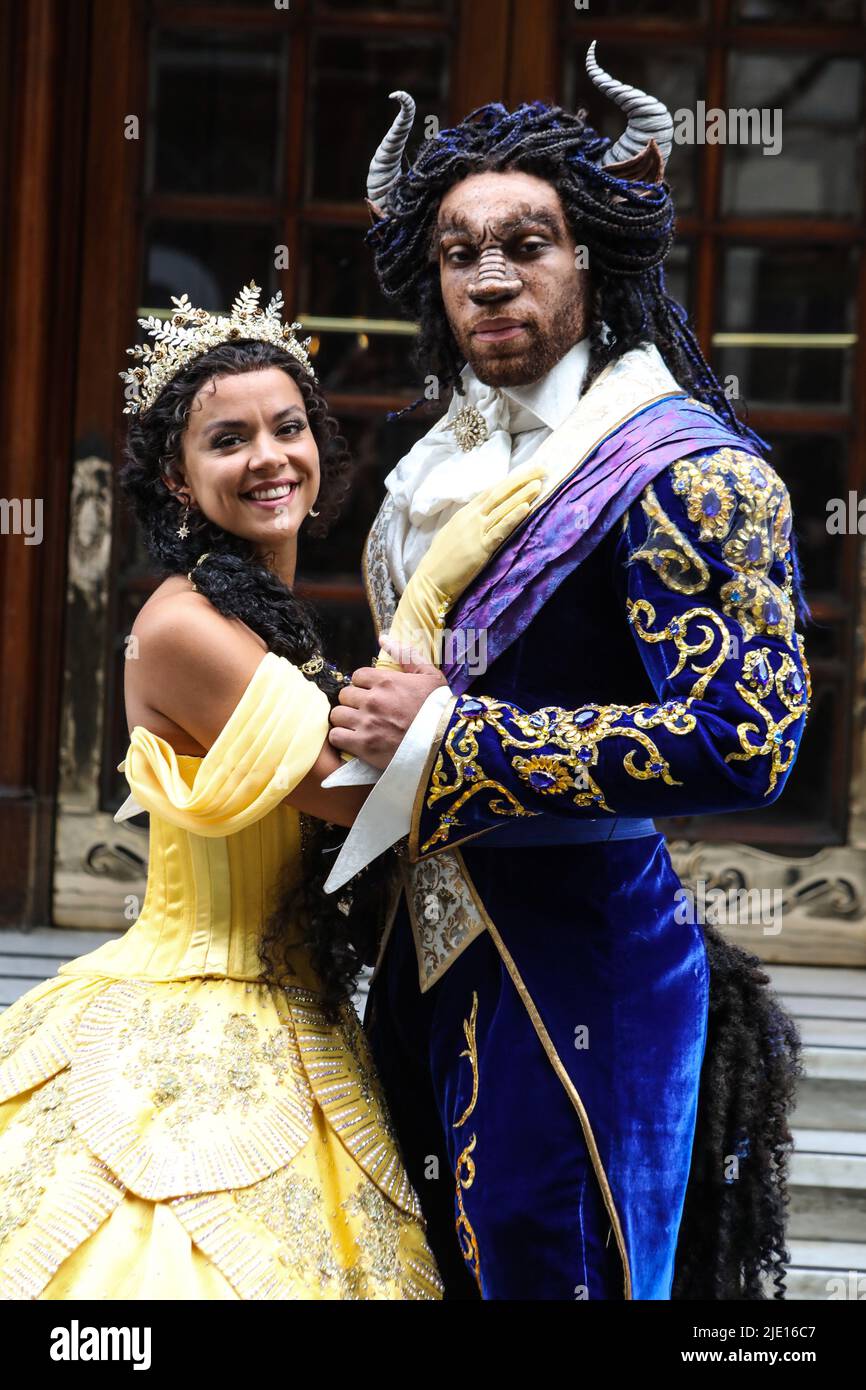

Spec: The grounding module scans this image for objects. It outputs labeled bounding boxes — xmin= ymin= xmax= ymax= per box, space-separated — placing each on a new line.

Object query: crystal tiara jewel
xmin=120 ymin=281 xmax=316 ymax=416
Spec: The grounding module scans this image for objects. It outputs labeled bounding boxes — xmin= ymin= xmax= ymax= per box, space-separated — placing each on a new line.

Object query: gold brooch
xmin=451 ymin=403 xmax=489 ymax=453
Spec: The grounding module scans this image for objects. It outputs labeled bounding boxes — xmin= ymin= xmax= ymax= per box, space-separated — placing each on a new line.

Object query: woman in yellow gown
xmin=0 ymin=285 xmax=542 ymax=1300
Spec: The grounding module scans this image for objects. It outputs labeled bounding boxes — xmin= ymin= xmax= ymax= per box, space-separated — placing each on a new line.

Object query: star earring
xmin=176 ymin=498 xmax=192 ymax=539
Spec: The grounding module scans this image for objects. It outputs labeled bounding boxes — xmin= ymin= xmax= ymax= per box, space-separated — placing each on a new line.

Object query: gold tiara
xmin=120 ymin=281 xmax=316 ymax=416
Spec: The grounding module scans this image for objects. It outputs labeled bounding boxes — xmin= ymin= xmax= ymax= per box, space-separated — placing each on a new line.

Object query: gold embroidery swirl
xmin=627 ymin=597 xmax=733 ymax=700
xmin=450 ymin=993 xmax=483 ymax=1290
xmin=725 ymin=641 xmax=811 ymax=795
xmin=420 ymin=696 xmax=695 ymax=851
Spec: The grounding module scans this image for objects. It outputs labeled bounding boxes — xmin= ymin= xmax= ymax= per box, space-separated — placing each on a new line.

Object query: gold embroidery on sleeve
xmin=629 ymin=450 xmax=798 ymax=647
xmin=420 ymin=696 xmax=696 ymax=851
xmin=629 ymin=485 xmax=710 ymax=594
xmin=627 ymin=598 xmax=733 ymax=700
xmin=725 ymin=642 xmax=811 ymax=795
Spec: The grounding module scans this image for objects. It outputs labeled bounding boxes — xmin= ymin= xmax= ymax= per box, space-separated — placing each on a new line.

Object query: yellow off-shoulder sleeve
xmin=118 ymin=652 xmax=330 ymax=837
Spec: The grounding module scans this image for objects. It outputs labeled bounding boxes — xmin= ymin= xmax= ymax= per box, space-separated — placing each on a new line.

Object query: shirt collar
xmin=456 ymin=336 xmax=591 ymax=435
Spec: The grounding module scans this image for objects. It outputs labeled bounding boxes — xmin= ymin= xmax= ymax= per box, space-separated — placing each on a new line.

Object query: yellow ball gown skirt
xmin=0 ymin=653 xmax=442 ymax=1300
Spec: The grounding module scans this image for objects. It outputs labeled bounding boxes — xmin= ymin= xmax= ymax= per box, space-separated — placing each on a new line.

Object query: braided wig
xmin=368 ymin=100 xmax=764 ymax=452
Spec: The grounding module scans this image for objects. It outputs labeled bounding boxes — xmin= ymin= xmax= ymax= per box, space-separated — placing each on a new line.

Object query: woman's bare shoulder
xmin=132 ymin=576 xmax=267 ymax=653
xmin=125 ymin=576 xmax=269 ymax=751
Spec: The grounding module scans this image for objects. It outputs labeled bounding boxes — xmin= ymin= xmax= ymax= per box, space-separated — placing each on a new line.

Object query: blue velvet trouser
xmin=364 ymin=835 xmax=709 ymax=1301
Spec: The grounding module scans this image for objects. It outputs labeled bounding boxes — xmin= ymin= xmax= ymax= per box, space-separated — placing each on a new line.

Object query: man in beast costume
xmin=323 ymin=44 xmax=810 ymax=1300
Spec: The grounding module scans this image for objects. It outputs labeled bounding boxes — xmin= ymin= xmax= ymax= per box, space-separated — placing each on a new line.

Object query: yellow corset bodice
xmin=63 ymin=765 xmax=305 ymax=983
xmin=60 ymin=651 xmax=330 ymax=986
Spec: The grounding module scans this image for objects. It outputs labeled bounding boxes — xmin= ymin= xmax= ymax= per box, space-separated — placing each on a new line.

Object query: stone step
xmin=767 ymin=965 xmax=866 ymax=999
xmin=792 ymin=1129 xmax=866 ymax=1157
xmin=796 ymin=1075 xmax=866 ymax=1131
xmin=0 ymin=928 xmax=120 ymax=1010
xmin=780 ymin=993 xmax=866 ymax=1020
xmin=789 ymin=1238 xmax=866 ymax=1270
xmin=793 ymin=1018 xmax=866 ymax=1047
xmin=788 ymin=1131 xmax=866 ymax=1241
xmin=778 ymin=1239 xmax=866 ymax=1301
xmin=789 ymin=1186 xmax=866 ymax=1243
xmin=783 ymin=1266 xmax=866 ymax=1300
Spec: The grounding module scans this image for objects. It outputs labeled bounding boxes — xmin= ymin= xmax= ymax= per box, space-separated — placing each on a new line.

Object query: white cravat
xmin=385 ymin=338 xmax=591 ymax=594
xmin=322 ymin=339 xmax=591 ymax=892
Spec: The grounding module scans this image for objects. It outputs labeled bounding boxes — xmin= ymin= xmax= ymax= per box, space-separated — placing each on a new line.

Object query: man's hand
xmin=328 ymin=634 xmax=449 ymax=769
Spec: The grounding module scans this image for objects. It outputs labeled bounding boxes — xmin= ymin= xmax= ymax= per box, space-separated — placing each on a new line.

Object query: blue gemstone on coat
xmin=730 ymin=589 xmax=743 ymax=603
xmin=763 ymin=598 xmax=781 ymax=625
xmin=750 ymin=466 xmax=767 ymax=487
xmin=786 ymin=670 xmax=804 ymax=697
xmin=577 ymin=748 xmax=592 ymax=763
xmin=529 ymin=771 xmax=555 ymax=790
xmin=754 ymin=656 xmax=770 ymax=683
xmin=745 ymin=535 xmax=763 ymax=563
xmin=669 ymin=618 xmax=681 ymax=635
xmin=460 ymin=698 xmax=485 ymax=717
xmin=773 ymin=730 xmax=783 ymax=744
xmin=464 ymin=764 xmax=477 ymax=780
xmin=702 ymin=489 xmax=722 ymax=518
xmin=649 ymin=761 xmax=664 ymax=773
xmin=574 ymin=709 xmax=598 ymax=729
xmin=529 ymin=713 xmax=545 ymax=727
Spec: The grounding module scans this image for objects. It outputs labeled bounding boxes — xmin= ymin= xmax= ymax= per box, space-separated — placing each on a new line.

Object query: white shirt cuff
xmin=322 ymin=683 xmax=455 ymax=893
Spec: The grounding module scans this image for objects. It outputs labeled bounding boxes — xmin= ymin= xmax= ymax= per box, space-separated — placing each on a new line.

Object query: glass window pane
xmin=143 ymin=220 xmax=280 ymax=312
xmin=765 ymin=433 xmax=848 ymax=600
xmin=299 ymin=223 xmax=421 ymax=391
xmin=721 ymin=52 xmax=864 ymax=218
xmin=562 ymin=46 xmax=702 ymax=215
xmin=713 ymin=245 xmax=858 ymax=407
xmin=149 ymin=30 xmax=284 ymax=198
xmin=664 ymin=241 xmax=693 ymax=316
xmin=733 ymin=0 xmax=863 ymax=21
xmin=307 ymin=33 xmax=450 ymax=203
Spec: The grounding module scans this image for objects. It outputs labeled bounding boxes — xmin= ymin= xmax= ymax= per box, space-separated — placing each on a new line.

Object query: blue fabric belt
xmin=471 ymin=816 xmax=657 ymax=848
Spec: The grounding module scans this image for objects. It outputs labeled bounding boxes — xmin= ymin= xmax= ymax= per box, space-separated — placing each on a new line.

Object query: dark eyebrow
xmin=204 ymin=405 xmax=305 ymax=438
xmin=436 ymin=208 xmax=565 ymax=246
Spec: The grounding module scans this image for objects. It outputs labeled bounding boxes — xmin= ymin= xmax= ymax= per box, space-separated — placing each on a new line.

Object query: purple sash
xmin=443 ymin=394 xmax=752 ymax=695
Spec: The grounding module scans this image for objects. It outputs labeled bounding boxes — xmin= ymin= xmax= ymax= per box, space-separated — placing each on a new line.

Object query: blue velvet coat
xmin=365 ymin=443 xmax=810 ymax=1301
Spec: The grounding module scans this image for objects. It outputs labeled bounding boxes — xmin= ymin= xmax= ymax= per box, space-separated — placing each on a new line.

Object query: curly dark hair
xmin=119 ymin=338 xmax=394 ymax=1015
xmin=368 ymin=99 xmax=765 ymax=454
xmin=673 ymin=924 xmax=804 ymax=1299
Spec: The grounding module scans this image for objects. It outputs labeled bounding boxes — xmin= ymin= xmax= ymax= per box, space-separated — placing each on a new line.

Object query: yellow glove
xmin=376 ymin=460 xmax=546 ymax=670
